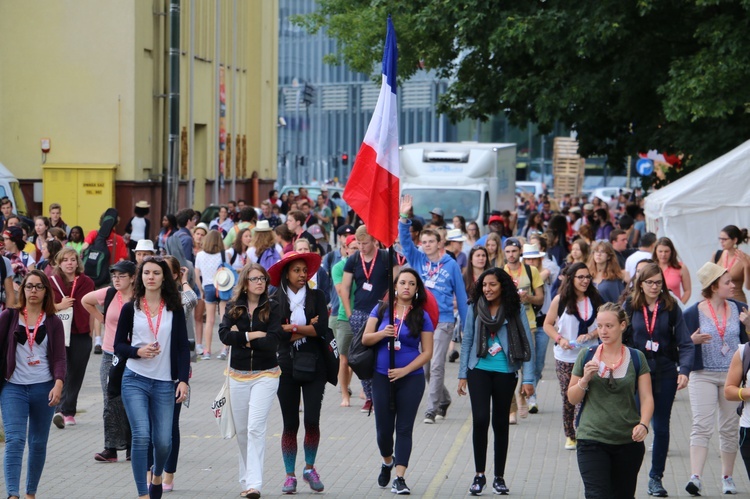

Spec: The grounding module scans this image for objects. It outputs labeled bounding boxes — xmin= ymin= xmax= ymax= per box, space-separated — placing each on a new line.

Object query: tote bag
xmin=52 ymin=276 xmax=76 ymax=346
xmin=211 ymin=347 xmax=235 ymax=439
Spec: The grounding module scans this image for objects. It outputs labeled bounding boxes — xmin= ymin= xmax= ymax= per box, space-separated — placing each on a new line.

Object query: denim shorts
xmin=203 ymin=284 xmax=219 ymax=303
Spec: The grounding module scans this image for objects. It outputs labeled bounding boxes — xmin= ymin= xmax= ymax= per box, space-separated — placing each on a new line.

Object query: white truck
xmin=399 ymin=142 xmax=516 ymax=232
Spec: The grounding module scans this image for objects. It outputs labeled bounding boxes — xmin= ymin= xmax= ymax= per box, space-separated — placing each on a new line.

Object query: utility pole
xmin=166 ymin=0 xmax=181 ymax=215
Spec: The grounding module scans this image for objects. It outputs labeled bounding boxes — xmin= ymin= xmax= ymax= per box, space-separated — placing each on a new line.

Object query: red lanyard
xmin=707 ymin=300 xmax=728 ymax=342
xmin=642 ymin=302 xmax=659 ymax=338
xmin=426 ymin=261 xmax=442 ymax=280
xmin=393 ymin=305 xmax=412 ymax=338
xmin=142 ymin=299 xmax=165 ymax=342
xmin=506 ymin=265 xmax=523 ymax=287
xmin=59 ymin=275 xmax=79 ymax=298
xmin=725 ymin=251 xmax=738 ymax=271
xmin=578 ymin=299 xmax=590 ymax=321
xmin=596 ymin=344 xmax=626 ymax=376
xmin=23 ymin=309 xmax=44 ymax=355
xmin=361 ymin=250 xmax=377 ymax=282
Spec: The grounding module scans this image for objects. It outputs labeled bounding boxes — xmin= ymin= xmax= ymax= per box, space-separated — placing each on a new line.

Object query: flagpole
xmin=388 ymin=192 xmax=396 ymax=412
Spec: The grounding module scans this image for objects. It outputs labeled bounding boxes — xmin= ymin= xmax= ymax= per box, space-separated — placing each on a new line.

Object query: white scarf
xmin=286 ymin=285 xmax=307 ymax=326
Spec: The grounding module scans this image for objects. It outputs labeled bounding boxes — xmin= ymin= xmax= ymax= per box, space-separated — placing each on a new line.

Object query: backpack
xmin=83 ymin=208 xmax=118 ymax=287
xmin=523 ymin=264 xmax=542 ymax=315
xmin=738 ymin=343 xmax=750 ymax=416
xmin=348 ymin=308 xmax=383 ymax=380
xmin=102 ymin=286 xmax=118 ymax=321
xmin=216 ymin=250 xmax=239 ymax=302
xmin=575 ymin=346 xmax=642 ymax=428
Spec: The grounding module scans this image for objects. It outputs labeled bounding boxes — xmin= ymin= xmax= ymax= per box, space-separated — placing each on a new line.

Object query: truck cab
xmin=0 ymin=162 xmax=30 ymax=218
xmin=399 ymin=142 xmax=516 ymax=232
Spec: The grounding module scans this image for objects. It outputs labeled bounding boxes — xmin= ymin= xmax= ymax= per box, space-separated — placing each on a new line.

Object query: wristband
xmin=740 ymin=388 xmax=746 ymax=402
xmin=292 ymin=325 xmax=298 ymax=334
xmin=638 ymin=423 xmax=649 ymax=433
xmin=399 ymin=213 xmax=410 ymax=219
xmin=577 ymin=380 xmax=589 ymax=392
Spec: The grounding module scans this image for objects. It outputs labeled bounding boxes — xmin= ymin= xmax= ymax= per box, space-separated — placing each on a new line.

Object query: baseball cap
xmin=110 ymin=260 xmax=136 ymax=276
xmin=345 ymin=235 xmax=357 ymax=247
xmin=504 ymin=237 xmax=522 ymax=250
xmin=488 ymin=215 xmax=504 ymax=225
xmin=430 ymin=207 xmax=444 ymax=217
xmin=337 ymin=224 xmax=355 ymax=236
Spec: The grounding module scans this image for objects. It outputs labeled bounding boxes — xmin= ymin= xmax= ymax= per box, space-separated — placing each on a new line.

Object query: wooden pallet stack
xmin=553 ymin=137 xmax=585 ymax=196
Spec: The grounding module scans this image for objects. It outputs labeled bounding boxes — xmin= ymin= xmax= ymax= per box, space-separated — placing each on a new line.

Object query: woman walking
xmin=458 ymin=267 xmax=535 ymax=495
xmin=268 ymin=251 xmax=329 ymax=494
xmin=711 ymin=225 xmax=750 ymax=303
xmin=486 ymin=233 xmax=503 ymax=268
xmin=81 ymin=260 xmax=136 ymax=463
xmin=362 ymin=268 xmax=434 ymax=495
xmin=0 ymin=270 xmax=65 ymax=499
xmin=463 ymin=246 xmax=491 ymax=306
xmin=194 ymin=229 xmax=230 ymax=359
xmin=682 ymin=262 xmax=749 ymax=495
xmin=249 ymin=220 xmax=281 ymax=270
xmin=218 ymin=263 xmax=282 ymax=498
xmin=50 ymin=247 xmax=95 ymax=428
xmin=568 ymin=302 xmax=654 ymax=499
xmin=654 ymin=237 xmax=692 ymax=304
xmin=588 ymin=241 xmax=627 ymax=303
xmin=543 ymin=262 xmax=603 ymax=450
xmin=624 ymin=263 xmax=694 ymax=496
xmin=115 ymin=256 xmax=190 ymax=499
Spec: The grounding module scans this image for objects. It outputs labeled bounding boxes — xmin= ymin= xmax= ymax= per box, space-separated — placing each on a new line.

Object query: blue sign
xmin=636 ymin=158 xmax=654 ymax=176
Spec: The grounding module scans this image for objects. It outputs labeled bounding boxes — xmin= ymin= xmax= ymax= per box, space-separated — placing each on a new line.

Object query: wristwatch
xmin=292 ymin=325 xmax=298 ymax=334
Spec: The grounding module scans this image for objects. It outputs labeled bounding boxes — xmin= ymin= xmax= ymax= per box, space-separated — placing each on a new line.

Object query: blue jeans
xmin=532 ymin=327 xmax=549 ymax=388
xmin=0 ymin=380 xmax=55 ymax=497
xmin=121 ymin=368 xmax=176 ymax=496
xmin=649 ymin=373 xmax=678 ymax=479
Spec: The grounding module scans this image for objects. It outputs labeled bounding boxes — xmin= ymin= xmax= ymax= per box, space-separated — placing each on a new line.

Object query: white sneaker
xmin=723 ymin=476 xmax=738 ymax=494
xmin=217 ymin=350 xmax=227 ymax=360
xmin=685 ymin=475 xmax=702 ymax=496
xmin=201 ymin=352 xmax=211 ymax=360
xmin=195 ymin=344 xmax=204 ymax=355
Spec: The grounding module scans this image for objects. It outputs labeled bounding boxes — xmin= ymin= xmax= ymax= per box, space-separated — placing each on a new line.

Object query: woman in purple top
xmin=362 ymin=268 xmax=434 ymax=495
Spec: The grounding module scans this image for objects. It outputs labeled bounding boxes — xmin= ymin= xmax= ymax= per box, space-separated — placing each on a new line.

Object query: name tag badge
xmin=721 ymin=342 xmax=731 ymax=356
xmin=425 ymin=280 xmax=436 ymax=289
xmin=362 ymin=282 xmax=373 ymax=292
xmin=27 ymin=355 xmax=41 ymax=366
xmin=645 ymin=340 xmax=653 ymax=351
xmin=651 ymin=341 xmax=659 ymax=352
xmin=394 ymin=340 xmax=401 ymax=351
xmin=488 ymin=342 xmax=502 ymax=356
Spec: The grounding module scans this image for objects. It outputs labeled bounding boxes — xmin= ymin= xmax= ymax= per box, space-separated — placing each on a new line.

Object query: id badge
xmin=645 ymin=340 xmax=653 ymax=351
xmin=651 ymin=341 xmax=659 ymax=352
xmin=598 ymin=362 xmax=607 ymax=377
xmin=721 ymin=342 xmax=731 ymax=356
xmin=394 ymin=340 xmax=401 ymax=351
xmin=425 ymin=280 xmax=436 ymax=289
xmin=488 ymin=342 xmax=502 ymax=356
xmin=362 ymin=282 xmax=373 ymax=292
xmin=152 ymin=341 xmax=160 ymax=349
xmin=27 ymin=355 xmax=41 ymax=366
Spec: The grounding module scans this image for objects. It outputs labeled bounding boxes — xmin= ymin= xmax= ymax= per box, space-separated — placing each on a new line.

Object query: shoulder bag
xmin=211 ymin=347 xmax=235 ymax=439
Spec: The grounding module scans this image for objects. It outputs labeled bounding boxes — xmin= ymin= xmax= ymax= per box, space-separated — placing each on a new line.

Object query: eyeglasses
xmin=643 ymin=279 xmax=663 ymax=288
xmin=143 ymin=256 xmax=165 ymax=263
xmin=24 ymin=284 xmax=45 ymax=291
xmin=574 ymin=275 xmax=593 ymax=281
xmin=248 ymin=276 xmax=268 ymax=283
xmin=718 ymin=237 xmax=730 ymax=242
xmin=110 ymin=274 xmax=130 ymax=280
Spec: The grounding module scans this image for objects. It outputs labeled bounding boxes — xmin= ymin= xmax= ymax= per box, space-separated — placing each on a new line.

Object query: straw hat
xmin=254 ymin=220 xmax=272 ymax=232
xmin=194 ymin=223 xmax=209 ymax=235
xmin=267 ymin=251 xmax=322 ymax=287
xmin=135 ymin=201 xmax=151 ymax=209
xmin=446 ymin=228 xmax=467 ymax=242
xmin=520 ymin=243 xmax=546 ymax=260
xmin=134 ymin=239 xmax=156 ymax=253
xmin=697 ymin=262 xmax=728 ymax=290
xmin=213 ymin=266 xmax=237 ymax=293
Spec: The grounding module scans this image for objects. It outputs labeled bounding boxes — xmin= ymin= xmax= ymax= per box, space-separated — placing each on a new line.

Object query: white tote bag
xmin=52 ymin=276 xmax=74 ymax=347
xmin=211 ymin=347 xmax=235 ymax=439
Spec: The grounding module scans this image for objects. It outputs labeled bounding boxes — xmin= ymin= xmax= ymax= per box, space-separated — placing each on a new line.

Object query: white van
xmin=0 ymin=162 xmax=29 ymax=217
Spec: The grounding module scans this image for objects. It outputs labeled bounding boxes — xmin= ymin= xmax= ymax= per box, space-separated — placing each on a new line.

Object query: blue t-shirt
xmin=475 ymin=334 xmax=512 ymax=373
xmin=369 ymin=305 xmax=434 ymax=376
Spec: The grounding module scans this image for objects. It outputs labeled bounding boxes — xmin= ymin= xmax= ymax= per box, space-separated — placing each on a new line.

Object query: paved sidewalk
xmin=1 ymin=334 xmax=749 ymax=498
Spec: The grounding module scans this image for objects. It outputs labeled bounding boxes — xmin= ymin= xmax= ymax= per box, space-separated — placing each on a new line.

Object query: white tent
xmin=644 ymin=139 xmax=750 ymax=305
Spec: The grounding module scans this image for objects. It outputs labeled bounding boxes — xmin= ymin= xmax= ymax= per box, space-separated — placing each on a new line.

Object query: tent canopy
xmin=644 ymin=139 xmax=750 ymax=306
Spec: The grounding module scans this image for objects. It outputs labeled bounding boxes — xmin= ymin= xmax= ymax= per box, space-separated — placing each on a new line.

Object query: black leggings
xmin=740 ymin=426 xmax=750 ymax=480
xmin=577 ymin=439 xmax=645 ymax=498
xmin=277 ymin=370 xmax=327 ymax=474
xmin=466 ymin=368 xmax=517 ymax=477
xmin=371 ymin=372 xmax=425 ymax=468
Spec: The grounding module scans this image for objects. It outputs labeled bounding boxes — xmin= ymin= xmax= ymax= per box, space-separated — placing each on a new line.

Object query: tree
xmin=296 ymin=0 xmax=750 ymax=189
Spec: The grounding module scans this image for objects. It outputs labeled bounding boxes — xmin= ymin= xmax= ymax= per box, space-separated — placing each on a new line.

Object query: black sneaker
xmin=391 ymin=476 xmax=411 ymax=495
xmin=493 ymin=476 xmax=509 ymax=495
xmin=448 ymin=350 xmax=459 ymax=362
xmin=436 ymin=402 xmax=451 ymax=420
xmin=94 ymin=344 xmax=103 ymax=354
xmin=469 ymin=474 xmax=487 ymax=495
xmin=423 ymin=413 xmax=435 ymax=424
xmin=648 ymin=477 xmax=668 ymax=497
xmin=378 ymin=458 xmax=394 ymax=488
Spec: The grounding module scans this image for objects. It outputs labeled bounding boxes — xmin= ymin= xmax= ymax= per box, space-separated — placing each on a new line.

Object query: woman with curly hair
xmin=114 ymin=256 xmax=190 ymax=499
xmin=458 ymin=268 xmax=535 ymax=495
xmin=544 ymin=262 xmax=603 ymax=451
xmin=219 ymin=263 xmax=281 ymax=498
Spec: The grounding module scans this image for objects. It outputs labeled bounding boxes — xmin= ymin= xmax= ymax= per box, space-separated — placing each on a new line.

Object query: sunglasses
xmin=143 ymin=255 xmax=165 ymax=263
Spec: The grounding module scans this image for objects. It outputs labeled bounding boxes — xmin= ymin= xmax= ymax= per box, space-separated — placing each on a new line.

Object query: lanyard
xmin=707 ymin=300 xmax=728 ymax=342
xmin=23 ymin=309 xmax=44 ymax=355
xmin=596 ymin=344 xmax=626 ymax=377
xmin=393 ymin=305 xmax=412 ymax=339
xmin=506 ymin=265 xmax=523 ymax=287
xmin=425 ymin=261 xmax=442 ymax=280
xmin=642 ymin=302 xmax=659 ymax=338
xmin=142 ymin=299 xmax=165 ymax=342
xmin=361 ymin=250 xmax=377 ymax=282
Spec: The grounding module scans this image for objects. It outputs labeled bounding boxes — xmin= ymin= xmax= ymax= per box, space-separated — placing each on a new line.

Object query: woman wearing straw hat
xmin=682 ymin=262 xmax=750 ymax=495
xmin=268 ymin=251 xmax=329 ymax=494
xmin=194 ymin=230 xmax=232 ymax=360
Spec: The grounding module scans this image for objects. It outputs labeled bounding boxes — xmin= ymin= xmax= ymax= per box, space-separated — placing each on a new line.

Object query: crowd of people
xmin=1 ymin=187 xmax=750 ymax=498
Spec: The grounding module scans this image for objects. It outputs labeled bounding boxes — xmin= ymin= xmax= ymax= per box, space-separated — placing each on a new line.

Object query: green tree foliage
xmin=296 ymin=0 xmax=750 ymax=189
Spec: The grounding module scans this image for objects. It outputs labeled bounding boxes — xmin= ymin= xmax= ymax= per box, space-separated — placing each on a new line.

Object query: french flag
xmin=344 ymin=17 xmax=399 ymax=248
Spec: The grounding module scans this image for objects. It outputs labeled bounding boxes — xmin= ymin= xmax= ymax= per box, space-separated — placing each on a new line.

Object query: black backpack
xmin=83 ymin=208 xmax=118 ymax=287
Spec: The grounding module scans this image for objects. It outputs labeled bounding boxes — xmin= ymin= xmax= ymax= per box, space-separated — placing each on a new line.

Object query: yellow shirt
xmin=504 ymin=263 xmax=544 ymax=329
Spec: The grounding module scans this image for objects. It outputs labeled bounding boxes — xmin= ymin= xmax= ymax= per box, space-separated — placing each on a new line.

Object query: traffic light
xmin=341 ymin=152 xmax=349 ymax=166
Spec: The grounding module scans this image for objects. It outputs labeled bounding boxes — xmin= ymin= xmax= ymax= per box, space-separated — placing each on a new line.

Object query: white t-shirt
xmin=553 ymin=298 xmax=598 ymax=363
xmin=195 ymin=251 xmax=224 ymax=287
xmin=126 ymin=306 xmax=174 ymax=381
xmin=625 ymin=250 xmax=652 ymax=281
xmin=10 ymin=314 xmax=52 ymax=385
xmin=130 ymin=217 xmax=147 ymax=241
xmin=225 ymin=248 xmax=250 ymax=271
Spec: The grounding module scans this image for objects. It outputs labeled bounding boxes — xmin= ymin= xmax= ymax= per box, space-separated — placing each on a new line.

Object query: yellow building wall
xmin=0 ymin=0 xmax=278 ymax=215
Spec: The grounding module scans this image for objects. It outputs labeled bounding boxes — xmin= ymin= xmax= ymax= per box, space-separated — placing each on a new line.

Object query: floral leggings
xmin=555 ymin=360 xmax=579 ymax=439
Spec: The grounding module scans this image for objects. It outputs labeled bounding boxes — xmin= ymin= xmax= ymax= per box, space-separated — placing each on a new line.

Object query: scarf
xmin=286 ymin=285 xmax=307 ymax=326
xmin=475 ymin=297 xmax=531 ymax=362
xmin=571 ymin=298 xmax=597 ymax=338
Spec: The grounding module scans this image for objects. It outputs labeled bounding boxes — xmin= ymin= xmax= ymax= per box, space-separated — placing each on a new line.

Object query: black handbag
xmin=108 ymin=313 xmax=133 ymax=399
xmin=321 ymin=327 xmax=340 ymax=386
xmin=348 ymin=321 xmax=375 ymax=380
xmin=291 ymin=349 xmax=318 ymax=383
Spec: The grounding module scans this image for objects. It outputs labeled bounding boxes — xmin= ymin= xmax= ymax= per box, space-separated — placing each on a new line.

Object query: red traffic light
xmin=341 ymin=153 xmax=349 ymax=165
